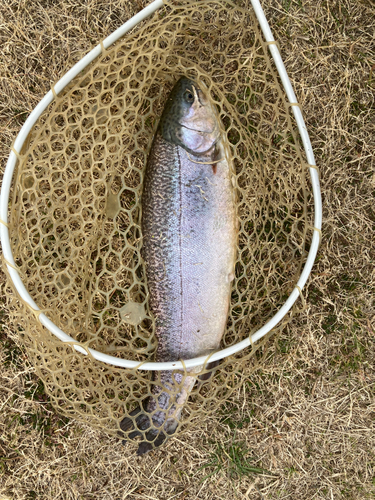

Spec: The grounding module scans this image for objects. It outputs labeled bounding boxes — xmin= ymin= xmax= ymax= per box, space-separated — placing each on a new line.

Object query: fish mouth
xmin=178 ymin=122 xmax=221 ymax=156
xmin=179 ymin=123 xmax=218 ymax=135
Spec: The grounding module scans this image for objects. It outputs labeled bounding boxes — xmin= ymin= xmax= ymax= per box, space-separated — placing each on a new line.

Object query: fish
xmin=120 ymin=77 xmax=237 ymax=455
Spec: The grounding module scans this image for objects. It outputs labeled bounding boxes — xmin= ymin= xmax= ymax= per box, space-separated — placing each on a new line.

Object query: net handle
xmin=0 ymin=0 xmax=322 ymax=371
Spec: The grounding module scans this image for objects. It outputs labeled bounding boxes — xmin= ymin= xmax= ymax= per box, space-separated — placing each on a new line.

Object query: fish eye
xmin=184 ymin=90 xmax=194 ymax=103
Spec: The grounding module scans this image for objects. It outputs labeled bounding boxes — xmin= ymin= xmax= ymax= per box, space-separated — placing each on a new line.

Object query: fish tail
xmin=119 ymin=405 xmax=180 ymax=455
xmin=119 ymin=371 xmax=196 ymax=455
xmin=119 ymin=391 xmax=179 ymax=455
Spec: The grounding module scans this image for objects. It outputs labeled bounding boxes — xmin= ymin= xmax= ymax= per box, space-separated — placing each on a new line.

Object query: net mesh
xmin=4 ymin=0 xmax=313 ymax=449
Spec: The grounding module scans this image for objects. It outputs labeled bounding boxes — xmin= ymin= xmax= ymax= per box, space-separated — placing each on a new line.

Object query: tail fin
xmin=119 ymin=371 xmax=197 ymax=455
xmin=119 ymin=398 xmax=179 ymax=456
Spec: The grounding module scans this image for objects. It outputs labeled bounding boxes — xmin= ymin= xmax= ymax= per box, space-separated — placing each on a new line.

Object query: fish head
xmin=159 ymin=77 xmax=220 ymax=155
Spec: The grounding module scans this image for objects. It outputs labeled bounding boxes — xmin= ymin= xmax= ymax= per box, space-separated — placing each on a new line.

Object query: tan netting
xmin=4 ymin=0 xmax=313 ymax=450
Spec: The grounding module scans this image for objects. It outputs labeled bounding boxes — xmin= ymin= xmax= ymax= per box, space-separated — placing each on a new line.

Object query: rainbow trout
xmin=120 ymin=77 xmax=237 ymax=455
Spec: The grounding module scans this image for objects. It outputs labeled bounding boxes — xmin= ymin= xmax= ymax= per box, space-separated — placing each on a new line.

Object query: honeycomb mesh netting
xmin=4 ymin=0 xmax=314 ymax=448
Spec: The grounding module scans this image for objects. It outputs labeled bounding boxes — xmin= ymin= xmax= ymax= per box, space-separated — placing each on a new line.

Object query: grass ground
xmin=0 ymin=0 xmax=374 ymax=499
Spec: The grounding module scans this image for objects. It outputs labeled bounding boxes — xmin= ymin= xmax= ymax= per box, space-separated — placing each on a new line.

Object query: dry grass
xmin=0 ymin=0 xmax=374 ymax=499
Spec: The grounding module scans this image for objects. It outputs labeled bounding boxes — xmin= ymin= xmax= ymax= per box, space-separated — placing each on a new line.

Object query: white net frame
xmin=0 ymin=0 xmax=322 ymax=375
